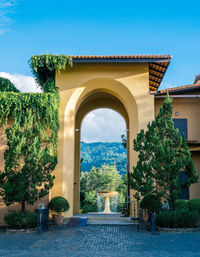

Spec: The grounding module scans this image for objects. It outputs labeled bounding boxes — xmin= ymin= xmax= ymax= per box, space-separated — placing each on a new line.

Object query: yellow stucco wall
xmin=155 ymin=98 xmax=200 ymax=141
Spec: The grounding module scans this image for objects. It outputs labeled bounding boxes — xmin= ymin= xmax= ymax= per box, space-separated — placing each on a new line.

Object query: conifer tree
xmin=0 ymin=111 xmax=56 ymax=212
xmin=129 ymin=95 xmax=198 ymax=209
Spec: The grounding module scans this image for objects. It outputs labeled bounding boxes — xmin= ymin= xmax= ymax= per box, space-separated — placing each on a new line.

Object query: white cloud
xmin=0 ymin=0 xmax=17 ymax=34
xmin=159 ymin=82 xmax=176 ymax=91
xmin=81 ymin=109 xmax=126 ymax=142
xmin=0 ymin=72 xmax=42 ymax=92
xmin=0 ymin=1 xmax=16 ymax=8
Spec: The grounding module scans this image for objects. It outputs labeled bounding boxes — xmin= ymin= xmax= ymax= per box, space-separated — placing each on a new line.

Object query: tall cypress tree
xmin=129 ymin=94 xmax=198 ymax=209
xmin=0 ymin=111 xmax=56 ymax=212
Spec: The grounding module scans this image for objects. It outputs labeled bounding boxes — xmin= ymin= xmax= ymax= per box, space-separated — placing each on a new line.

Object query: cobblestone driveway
xmin=0 ymin=225 xmax=200 ymax=257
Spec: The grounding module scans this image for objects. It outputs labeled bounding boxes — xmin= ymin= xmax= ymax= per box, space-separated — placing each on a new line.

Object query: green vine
xmin=29 ymin=54 xmax=73 ymax=92
xmin=0 ymin=53 xmax=73 ymax=167
xmin=0 ymin=54 xmax=73 ymax=153
xmin=0 ymin=54 xmax=73 ymax=209
xmin=0 ymin=92 xmax=60 ymax=154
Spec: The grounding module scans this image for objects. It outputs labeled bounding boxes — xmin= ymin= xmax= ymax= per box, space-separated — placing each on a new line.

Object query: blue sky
xmin=0 ymin=0 xmax=200 ymax=88
xmin=0 ymin=0 xmax=199 ymax=141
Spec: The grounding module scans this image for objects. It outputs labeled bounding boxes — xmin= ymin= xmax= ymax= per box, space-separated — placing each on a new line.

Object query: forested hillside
xmin=81 ymin=142 xmax=127 ymax=174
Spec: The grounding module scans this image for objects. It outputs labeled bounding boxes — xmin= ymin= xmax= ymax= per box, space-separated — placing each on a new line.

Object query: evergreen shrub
xmin=81 ymin=191 xmax=98 ymax=213
xmin=0 ymin=77 xmax=19 ymax=92
xmin=188 ymin=199 xmax=200 ymax=214
xmin=175 ymin=200 xmax=188 ymax=210
xmin=140 ymin=194 xmax=161 ymax=213
xmin=48 ymin=196 xmax=69 ymax=214
xmin=156 ymin=209 xmax=198 ymax=228
xmin=129 ymin=95 xmax=198 ymax=210
xmin=4 ymin=212 xmax=37 ymax=229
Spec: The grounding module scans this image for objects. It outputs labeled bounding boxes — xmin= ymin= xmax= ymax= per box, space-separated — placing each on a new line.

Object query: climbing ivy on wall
xmin=29 ymin=54 xmax=73 ymax=92
xmin=0 ymin=54 xmax=73 ymax=152
xmin=0 ymin=92 xmax=60 ymax=153
xmin=0 ymin=54 xmax=73 ymax=209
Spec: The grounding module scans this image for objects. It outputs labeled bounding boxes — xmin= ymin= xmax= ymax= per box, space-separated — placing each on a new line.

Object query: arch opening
xmin=74 ymin=90 xmax=130 ymax=214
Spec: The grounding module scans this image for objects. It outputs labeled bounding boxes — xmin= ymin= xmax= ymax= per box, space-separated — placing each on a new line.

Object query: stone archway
xmin=52 ymin=64 xmax=155 ymax=217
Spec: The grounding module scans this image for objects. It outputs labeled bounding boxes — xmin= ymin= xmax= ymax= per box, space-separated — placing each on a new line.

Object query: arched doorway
xmin=74 ymin=93 xmax=129 ymax=213
xmin=52 ymin=75 xmax=154 ymax=217
xmin=80 ymin=108 xmax=127 ymax=214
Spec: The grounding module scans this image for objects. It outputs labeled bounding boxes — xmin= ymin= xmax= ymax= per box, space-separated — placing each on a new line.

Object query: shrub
xmin=175 ymin=200 xmax=188 ymax=210
xmin=4 ymin=212 xmax=37 ymax=229
xmin=188 ymin=199 xmax=200 ymax=214
xmin=156 ymin=209 xmax=198 ymax=228
xmin=0 ymin=77 xmax=19 ymax=92
xmin=81 ymin=191 xmax=97 ymax=213
xmin=140 ymin=194 xmax=161 ymax=213
xmin=48 ymin=196 xmax=69 ymax=214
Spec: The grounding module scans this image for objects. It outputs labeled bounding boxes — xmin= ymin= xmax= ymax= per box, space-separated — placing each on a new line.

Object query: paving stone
xmin=0 ymin=225 xmax=200 ymax=256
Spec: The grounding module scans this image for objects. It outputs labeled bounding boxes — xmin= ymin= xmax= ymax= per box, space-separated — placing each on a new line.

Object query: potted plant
xmin=48 ymin=196 xmax=70 ymax=226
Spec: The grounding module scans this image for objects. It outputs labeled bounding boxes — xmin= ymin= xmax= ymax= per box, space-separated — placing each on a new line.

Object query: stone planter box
xmin=6 ymin=228 xmax=36 ymax=234
xmin=158 ymin=227 xmax=200 ymax=233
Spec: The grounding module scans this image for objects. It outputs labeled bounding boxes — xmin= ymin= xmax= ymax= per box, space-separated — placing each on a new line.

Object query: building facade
xmin=0 ymin=55 xmax=199 ymax=224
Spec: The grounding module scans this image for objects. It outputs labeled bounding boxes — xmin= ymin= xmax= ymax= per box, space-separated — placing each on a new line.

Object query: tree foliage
xmin=80 ymin=165 xmax=127 ymax=213
xmin=0 ymin=54 xmax=73 ymax=211
xmin=0 ymin=77 xmax=20 ymax=92
xmin=81 ymin=142 xmax=127 ymax=174
xmin=121 ymin=134 xmax=127 ymax=148
xmin=0 ymin=111 xmax=56 ymax=212
xmin=129 ymin=95 xmax=198 ymax=209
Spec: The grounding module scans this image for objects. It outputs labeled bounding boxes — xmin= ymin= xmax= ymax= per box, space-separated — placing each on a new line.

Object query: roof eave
xmin=72 ymin=57 xmax=171 ymax=64
xmin=152 ymin=84 xmax=200 ymax=95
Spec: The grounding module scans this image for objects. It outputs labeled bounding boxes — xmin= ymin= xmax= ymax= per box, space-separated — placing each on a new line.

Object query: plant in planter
xmin=140 ymin=194 xmax=162 ymax=225
xmin=156 ymin=209 xmax=198 ymax=228
xmin=4 ymin=212 xmax=37 ymax=230
xmin=48 ymin=196 xmax=69 ymax=225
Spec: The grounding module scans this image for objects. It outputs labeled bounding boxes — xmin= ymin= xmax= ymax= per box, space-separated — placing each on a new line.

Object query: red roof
xmin=155 ymin=83 xmax=200 ymax=94
xmin=71 ymin=55 xmax=172 ymax=59
xmin=71 ymin=55 xmax=172 ymax=91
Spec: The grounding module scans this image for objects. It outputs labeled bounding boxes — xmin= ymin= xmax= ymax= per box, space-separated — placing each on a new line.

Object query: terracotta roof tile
xmin=70 ymin=55 xmax=172 ymax=91
xmin=150 ymin=83 xmax=200 ymax=95
xmin=71 ymin=55 xmax=172 ymax=59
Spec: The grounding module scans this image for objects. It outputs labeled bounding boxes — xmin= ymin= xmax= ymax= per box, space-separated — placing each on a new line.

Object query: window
xmin=173 ymin=119 xmax=188 ymax=140
xmin=178 ymin=171 xmax=189 ymax=200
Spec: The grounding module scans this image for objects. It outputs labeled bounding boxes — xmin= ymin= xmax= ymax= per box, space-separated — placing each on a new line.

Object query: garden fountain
xmin=97 ymin=191 xmax=118 ymax=213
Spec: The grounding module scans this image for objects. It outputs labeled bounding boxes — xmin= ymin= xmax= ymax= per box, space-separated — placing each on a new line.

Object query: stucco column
xmin=73 ymin=128 xmax=80 ymax=213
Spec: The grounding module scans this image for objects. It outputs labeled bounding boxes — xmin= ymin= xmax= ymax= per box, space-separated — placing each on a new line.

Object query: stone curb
xmin=6 ymin=228 xmax=36 ymax=234
xmin=158 ymin=227 xmax=200 ymax=233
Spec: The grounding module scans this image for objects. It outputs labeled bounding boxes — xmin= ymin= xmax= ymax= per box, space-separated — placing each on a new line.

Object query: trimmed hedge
xmin=188 ymin=199 xmax=200 ymax=214
xmin=4 ymin=212 xmax=37 ymax=229
xmin=156 ymin=209 xmax=198 ymax=228
xmin=175 ymin=200 xmax=188 ymax=210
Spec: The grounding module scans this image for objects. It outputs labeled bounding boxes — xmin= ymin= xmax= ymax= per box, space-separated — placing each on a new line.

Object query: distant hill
xmin=81 ymin=142 xmax=127 ymax=174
